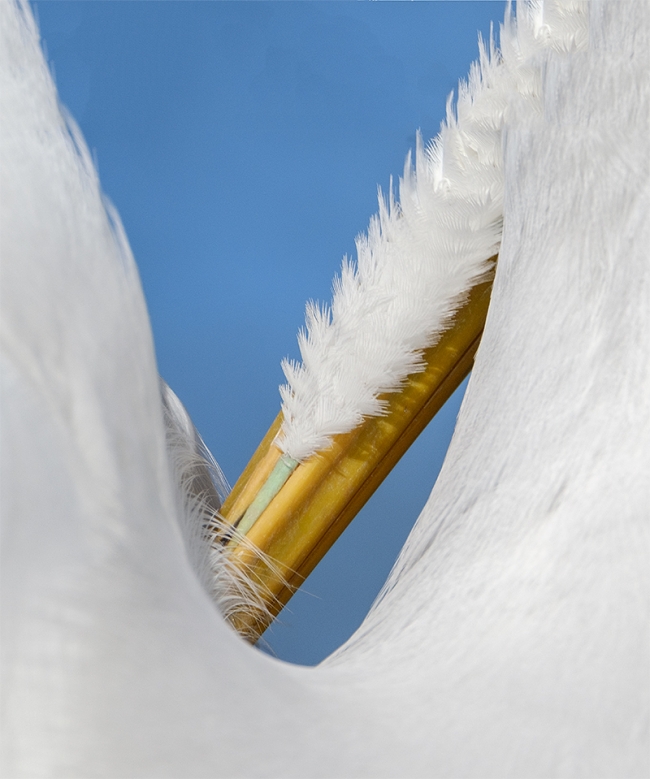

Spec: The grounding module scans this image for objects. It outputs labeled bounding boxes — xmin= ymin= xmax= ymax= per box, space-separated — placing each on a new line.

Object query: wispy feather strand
xmin=278 ymin=0 xmax=588 ymax=463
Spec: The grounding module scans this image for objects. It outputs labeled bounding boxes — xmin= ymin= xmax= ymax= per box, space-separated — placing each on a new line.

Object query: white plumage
xmin=1 ymin=1 xmax=648 ymax=777
xmin=279 ymin=1 xmax=589 ymax=464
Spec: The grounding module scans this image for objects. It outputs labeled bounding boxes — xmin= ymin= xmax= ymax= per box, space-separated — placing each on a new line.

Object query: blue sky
xmin=35 ymin=1 xmax=504 ymax=665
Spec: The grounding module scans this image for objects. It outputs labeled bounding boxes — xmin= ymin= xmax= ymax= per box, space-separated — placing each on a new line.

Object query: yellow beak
xmin=219 ymin=259 xmax=496 ymax=641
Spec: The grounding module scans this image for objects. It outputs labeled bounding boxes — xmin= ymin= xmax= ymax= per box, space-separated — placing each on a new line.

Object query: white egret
xmin=1 ymin=0 xmax=648 ymax=776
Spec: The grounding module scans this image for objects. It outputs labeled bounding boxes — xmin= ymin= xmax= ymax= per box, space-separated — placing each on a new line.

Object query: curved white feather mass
xmin=278 ymin=0 xmax=588 ymax=462
xmin=2 ymin=1 xmax=648 ymax=777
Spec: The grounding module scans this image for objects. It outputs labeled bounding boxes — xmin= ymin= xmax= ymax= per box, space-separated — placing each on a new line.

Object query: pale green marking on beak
xmin=235 ymin=454 xmax=299 ymax=538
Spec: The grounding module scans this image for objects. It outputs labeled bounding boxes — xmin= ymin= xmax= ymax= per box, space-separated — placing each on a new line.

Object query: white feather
xmin=161 ymin=380 xmax=290 ymax=639
xmin=277 ymin=0 xmax=588 ymax=462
